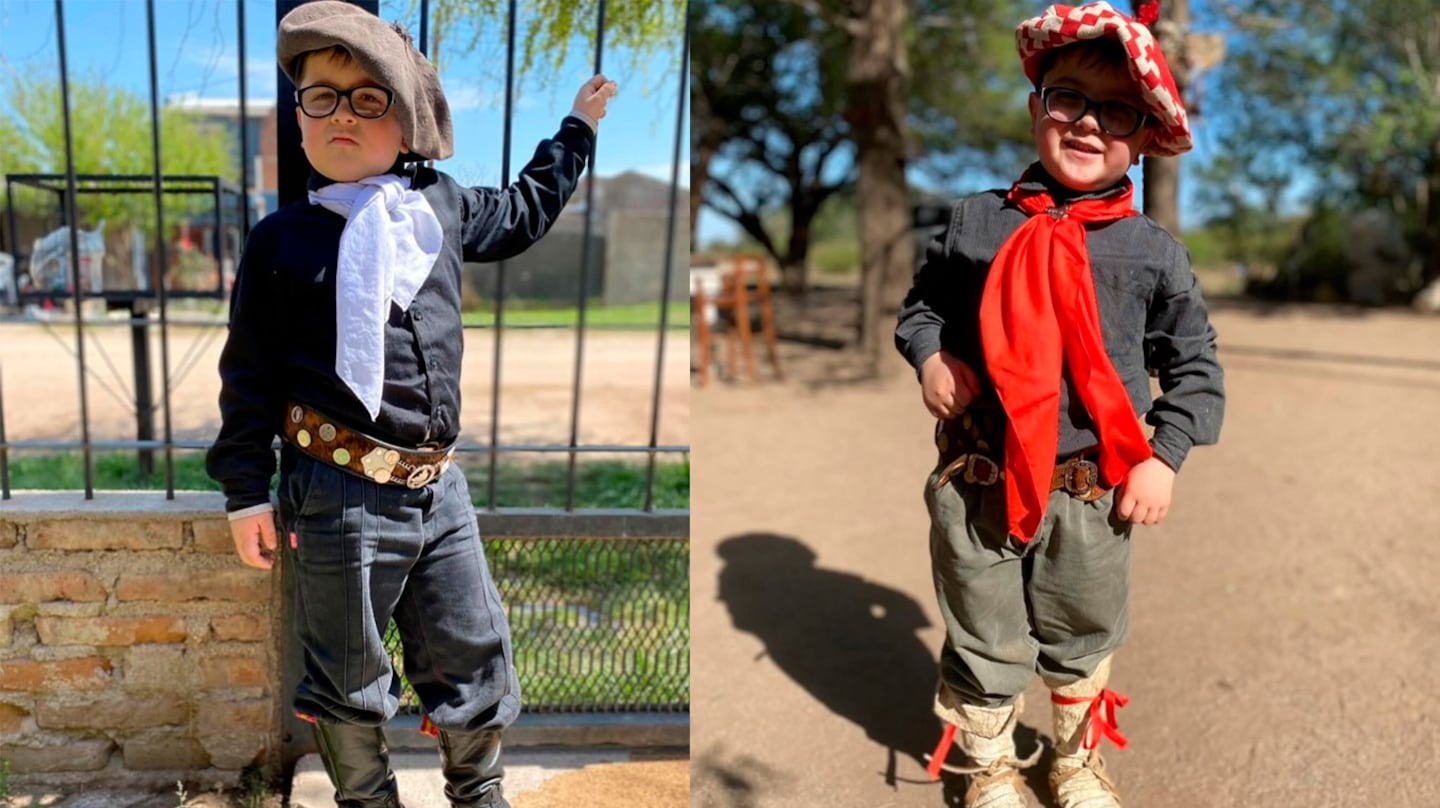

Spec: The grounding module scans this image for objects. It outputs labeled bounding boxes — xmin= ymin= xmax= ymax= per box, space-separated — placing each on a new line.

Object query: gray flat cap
xmin=278 ymin=0 xmax=453 ymax=161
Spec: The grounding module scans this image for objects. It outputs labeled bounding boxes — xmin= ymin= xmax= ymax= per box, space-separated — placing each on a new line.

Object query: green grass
xmin=809 ymin=238 xmax=862 ymax=276
xmin=388 ymin=537 xmax=690 ymax=710
xmin=457 ymin=455 xmax=689 ymax=510
xmin=461 ymin=302 xmax=689 ymax=330
xmin=4 ymin=451 xmax=218 ymax=491
xmin=4 ymin=451 xmax=690 ymax=511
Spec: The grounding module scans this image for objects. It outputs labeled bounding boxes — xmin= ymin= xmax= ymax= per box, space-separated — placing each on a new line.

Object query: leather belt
xmin=933 ymin=417 xmax=1107 ymax=502
xmin=931 ymin=451 xmax=1106 ymax=502
xmin=282 ymin=401 xmax=453 ymax=489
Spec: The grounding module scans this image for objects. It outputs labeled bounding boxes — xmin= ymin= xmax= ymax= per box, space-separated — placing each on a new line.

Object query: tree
xmin=1207 ymin=0 xmax=1440 ymax=288
xmin=0 ymin=74 xmax=236 ymax=233
xmin=1136 ymin=0 xmax=1226 ymax=236
xmin=1140 ymin=0 xmax=1188 ymax=235
xmin=766 ymin=0 xmax=1031 ymax=366
xmin=414 ymin=0 xmax=684 ymax=88
xmin=692 ymin=2 xmax=851 ymax=292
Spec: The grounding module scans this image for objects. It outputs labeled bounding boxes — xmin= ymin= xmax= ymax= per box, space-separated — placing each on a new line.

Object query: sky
xmin=0 ymin=0 xmax=689 ymax=192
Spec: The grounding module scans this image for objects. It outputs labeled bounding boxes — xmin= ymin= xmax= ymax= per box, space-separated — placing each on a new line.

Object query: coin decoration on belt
xmin=360 ymin=446 xmax=399 ymax=484
xmin=319 ymin=423 xmax=337 ymax=442
xmin=297 ymin=429 xmax=312 ymax=448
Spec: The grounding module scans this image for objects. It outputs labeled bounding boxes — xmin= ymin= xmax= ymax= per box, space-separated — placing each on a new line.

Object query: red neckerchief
xmin=979 ymin=165 xmax=1153 ymax=542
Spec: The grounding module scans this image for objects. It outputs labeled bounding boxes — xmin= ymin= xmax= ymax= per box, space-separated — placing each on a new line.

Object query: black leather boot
xmin=312 ymin=721 xmax=404 ymax=808
xmin=437 ymin=729 xmax=508 ymax=807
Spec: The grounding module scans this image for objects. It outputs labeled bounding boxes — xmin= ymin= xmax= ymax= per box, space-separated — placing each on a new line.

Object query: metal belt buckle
xmin=360 ymin=447 xmax=402 ymax=485
xmin=1064 ymin=458 xmax=1100 ymax=495
xmin=405 ymin=462 xmax=440 ymax=489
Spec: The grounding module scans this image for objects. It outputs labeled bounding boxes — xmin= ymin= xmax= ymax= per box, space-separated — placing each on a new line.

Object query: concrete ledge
xmin=0 ymin=493 xmax=688 ymax=538
xmin=384 ymin=713 xmax=690 ymax=751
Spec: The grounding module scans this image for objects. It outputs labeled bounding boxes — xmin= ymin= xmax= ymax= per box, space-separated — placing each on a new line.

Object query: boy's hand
xmin=1115 ymin=457 xmax=1175 ymax=525
xmin=573 ymin=74 xmax=618 ymax=124
xmin=920 ymin=350 xmax=981 ymax=420
xmin=230 ymin=512 xmax=278 ymax=570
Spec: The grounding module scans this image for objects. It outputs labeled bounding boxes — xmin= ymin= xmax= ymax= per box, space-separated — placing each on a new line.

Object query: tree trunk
xmin=690 ymin=88 xmax=718 ymax=253
xmin=1143 ymin=156 xmax=1181 ymax=235
xmin=848 ymin=0 xmax=913 ymax=371
xmin=1424 ymin=134 xmax=1440 ymax=285
xmin=783 ymin=213 xmax=813 ymax=295
xmin=690 ymin=147 xmax=712 ymax=253
xmin=1141 ymin=0 xmax=1189 ymax=236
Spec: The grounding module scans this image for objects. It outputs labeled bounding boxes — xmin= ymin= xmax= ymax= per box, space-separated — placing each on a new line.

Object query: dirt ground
xmin=0 ymin=320 xmax=687 ymax=453
xmin=691 ymin=291 xmax=1440 ymax=806
xmin=512 ymin=757 xmax=691 ymax=808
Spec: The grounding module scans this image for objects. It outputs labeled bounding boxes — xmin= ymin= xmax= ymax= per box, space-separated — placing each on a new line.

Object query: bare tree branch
xmin=705 ymin=175 xmax=782 ymax=260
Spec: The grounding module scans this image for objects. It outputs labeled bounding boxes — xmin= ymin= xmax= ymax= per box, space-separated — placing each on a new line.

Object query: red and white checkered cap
xmin=1016 ymin=1 xmax=1192 ymax=156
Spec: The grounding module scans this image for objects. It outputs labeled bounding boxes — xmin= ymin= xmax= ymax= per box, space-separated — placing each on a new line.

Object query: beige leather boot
xmin=928 ymin=684 xmax=1038 ymax=808
xmin=1044 ymin=657 xmax=1125 ymax=808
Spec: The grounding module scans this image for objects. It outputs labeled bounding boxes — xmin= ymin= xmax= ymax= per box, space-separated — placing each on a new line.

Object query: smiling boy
xmin=205 ymin=3 xmax=615 ymax=806
xmin=894 ymin=3 xmax=1224 ymax=807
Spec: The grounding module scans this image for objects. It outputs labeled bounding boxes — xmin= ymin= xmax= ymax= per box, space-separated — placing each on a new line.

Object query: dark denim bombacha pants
xmin=278 ymin=447 xmax=519 ymax=731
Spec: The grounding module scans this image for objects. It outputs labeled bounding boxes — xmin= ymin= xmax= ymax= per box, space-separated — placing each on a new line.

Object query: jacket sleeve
xmin=896 ymin=200 xmax=979 ymax=374
xmin=205 ymin=221 xmax=285 ymax=512
xmin=457 ymin=116 xmax=595 ymax=263
xmin=1144 ymin=238 xmax=1225 ymax=471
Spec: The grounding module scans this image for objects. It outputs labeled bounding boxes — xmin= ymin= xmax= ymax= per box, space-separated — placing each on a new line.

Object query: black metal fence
xmin=0 ymin=0 xmax=689 ymax=511
xmin=0 ymin=0 xmax=689 ymax=714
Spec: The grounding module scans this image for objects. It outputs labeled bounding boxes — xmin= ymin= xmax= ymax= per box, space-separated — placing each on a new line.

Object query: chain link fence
xmin=384 ymin=536 xmax=688 ymax=713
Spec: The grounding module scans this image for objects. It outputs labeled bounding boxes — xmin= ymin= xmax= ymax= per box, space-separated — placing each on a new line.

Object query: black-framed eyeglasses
xmin=1040 ymin=86 xmax=1148 ymax=138
xmin=295 ymin=84 xmax=395 ymax=119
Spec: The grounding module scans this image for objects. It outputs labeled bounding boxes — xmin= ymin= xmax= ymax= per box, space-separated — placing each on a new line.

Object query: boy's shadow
xmin=715 ymin=533 xmax=1046 ymax=800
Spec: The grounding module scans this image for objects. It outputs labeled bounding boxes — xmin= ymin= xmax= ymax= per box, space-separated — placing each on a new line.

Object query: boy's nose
xmin=330 ymin=98 xmax=361 ymax=123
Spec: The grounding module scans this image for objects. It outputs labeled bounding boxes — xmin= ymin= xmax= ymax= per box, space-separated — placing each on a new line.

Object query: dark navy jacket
xmin=895 ymin=170 xmax=1225 ymax=471
xmin=207 ymin=117 xmax=594 ymax=511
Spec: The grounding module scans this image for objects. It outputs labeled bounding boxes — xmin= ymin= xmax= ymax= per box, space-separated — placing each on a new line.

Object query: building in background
xmin=467 ymin=170 xmax=689 ymax=308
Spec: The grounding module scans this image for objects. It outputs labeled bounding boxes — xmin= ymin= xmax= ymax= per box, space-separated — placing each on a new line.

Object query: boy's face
xmin=1027 ymin=50 xmax=1152 ymax=193
xmin=296 ymin=53 xmax=408 ymax=182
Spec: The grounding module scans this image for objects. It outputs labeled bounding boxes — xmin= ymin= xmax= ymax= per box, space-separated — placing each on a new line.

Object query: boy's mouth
xmin=1062 ymin=138 xmax=1104 ymax=155
xmin=329 ymin=135 xmax=359 ymax=146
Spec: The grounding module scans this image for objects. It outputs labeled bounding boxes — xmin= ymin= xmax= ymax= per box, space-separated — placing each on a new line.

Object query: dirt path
xmin=692 ymin=295 xmax=1440 ymax=806
xmin=0 ymin=321 xmax=687 ymax=452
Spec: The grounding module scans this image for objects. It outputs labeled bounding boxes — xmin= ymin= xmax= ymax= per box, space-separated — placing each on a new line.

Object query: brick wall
xmin=0 ymin=492 xmax=280 ymax=785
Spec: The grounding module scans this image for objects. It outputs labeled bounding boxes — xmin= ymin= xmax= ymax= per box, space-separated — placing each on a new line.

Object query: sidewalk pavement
xmin=291 ymin=747 xmax=688 ymax=808
xmin=3 ymin=747 xmax=688 ymax=808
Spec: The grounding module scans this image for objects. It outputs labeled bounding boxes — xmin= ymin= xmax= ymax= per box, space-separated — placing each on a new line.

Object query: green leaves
xmin=0 ymin=72 xmax=237 ymax=233
xmin=412 ymin=0 xmax=684 ymax=89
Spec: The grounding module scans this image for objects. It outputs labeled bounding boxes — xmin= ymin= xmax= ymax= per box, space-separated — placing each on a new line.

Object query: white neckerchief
xmin=309 ymin=173 xmax=442 ymax=420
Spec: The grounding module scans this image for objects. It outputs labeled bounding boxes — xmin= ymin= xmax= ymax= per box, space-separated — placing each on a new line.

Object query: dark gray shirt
xmin=206 ymin=117 xmax=594 ymax=511
xmin=895 ymin=174 xmax=1224 ymax=471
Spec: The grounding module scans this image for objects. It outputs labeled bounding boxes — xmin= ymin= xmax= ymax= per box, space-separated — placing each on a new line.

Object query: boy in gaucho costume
xmin=207 ymin=2 xmax=615 ymax=805
xmin=895 ymin=2 xmax=1224 ymax=806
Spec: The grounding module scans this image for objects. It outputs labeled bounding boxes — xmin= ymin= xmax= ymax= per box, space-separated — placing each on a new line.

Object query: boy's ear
xmin=401 ymin=140 xmax=410 ymax=154
xmin=1027 ymin=92 xmax=1041 ymax=132
xmin=1133 ymin=126 xmax=1156 ymax=165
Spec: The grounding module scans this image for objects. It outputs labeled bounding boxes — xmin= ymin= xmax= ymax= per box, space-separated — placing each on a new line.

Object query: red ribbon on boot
xmin=420 ymin=715 xmax=440 ymax=738
xmin=925 ymin=723 xmax=959 ymax=781
xmin=980 ymin=166 xmax=1153 ymax=542
xmin=1051 ymin=688 xmax=1131 ymax=751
